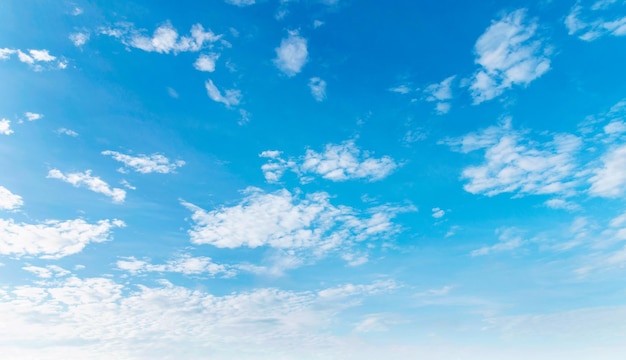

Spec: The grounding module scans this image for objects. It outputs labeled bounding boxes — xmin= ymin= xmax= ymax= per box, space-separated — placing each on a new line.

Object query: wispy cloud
xmin=309 ymin=77 xmax=327 ymax=101
xmin=0 ymin=218 xmax=124 ymax=259
xmin=565 ymin=1 xmax=626 ymax=41
xmin=471 ymin=228 xmax=525 ymax=256
xmin=205 ymin=80 xmax=242 ymax=107
xmin=261 ymin=140 xmax=398 ymax=183
xmin=424 ymin=76 xmax=455 ymax=114
xmin=56 ymin=128 xmax=79 ymax=137
xmin=589 ymin=144 xmax=626 ymax=197
xmin=24 ymin=112 xmax=43 ymax=121
xmin=22 ymin=265 xmax=70 ymax=278
xmin=225 ymin=0 xmax=255 ymax=6
xmin=0 ymin=48 xmax=66 ymax=71
xmin=117 ymin=254 xmax=235 ymax=277
xmin=69 ymin=32 xmax=90 ymax=47
xmin=470 ymin=9 xmax=551 ymax=104
xmin=102 ymin=151 xmax=185 ymax=174
xmin=47 ymin=169 xmax=126 ymax=203
xmin=0 ymin=186 xmax=23 ymax=210
xmin=274 ymin=31 xmax=308 ymax=76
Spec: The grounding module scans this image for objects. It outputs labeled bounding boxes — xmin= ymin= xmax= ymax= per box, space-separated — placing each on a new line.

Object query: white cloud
xmin=261 ymin=140 xmax=398 ymax=183
xmin=445 ymin=119 xmax=582 ymax=197
xmin=0 ymin=119 xmax=13 ymax=135
xmin=22 ymin=265 xmax=71 ymax=279
xmin=274 ymin=31 xmax=308 ymax=76
xmin=0 ymin=186 xmax=23 ymax=210
xmin=205 ymin=80 xmax=242 ymax=107
xmin=101 ymin=150 xmax=185 ymax=174
xmin=589 ymin=144 xmax=626 ymax=197
xmin=309 ymin=77 xmax=327 ymax=101
xmin=47 ymin=169 xmax=126 ymax=203
xmin=225 ymin=0 xmax=255 ymax=6
xmin=69 ymin=32 xmax=90 ymax=47
xmin=431 ymin=208 xmax=445 ymax=219
xmin=117 ymin=254 xmax=235 ymax=277
xmin=471 ymin=228 xmax=525 ymax=256
xmin=0 ymin=218 xmax=124 ymax=259
xmin=544 ymin=198 xmax=581 ymax=211
xmin=0 ymin=276 xmax=397 ymax=360
xmin=194 ymin=53 xmax=219 ymax=72
xmin=389 ymin=84 xmax=412 ymax=94
xmin=167 ymin=87 xmax=179 ymax=98
xmin=101 ymin=22 xmax=221 ymax=54
xmin=0 ymin=48 xmax=16 ymax=59
xmin=470 ymin=9 xmax=551 ymax=104
xmin=71 ymin=7 xmax=83 ymax=16
xmin=24 ymin=112 xmax=43 ymax=121
xmin=56 ymin=128 xmax=79 ymax=137
xmin=0 ymin=48 xmax=65 ymax=70
xmin=182 ymin=188 xmax=410 ymax=265
xmin=424 ymin=75 xmax=455 ymax=114
xmin=565 ymin=1 xmax=626 ymax=41
xmin=28 ymin=49 xmax=56 ymax=62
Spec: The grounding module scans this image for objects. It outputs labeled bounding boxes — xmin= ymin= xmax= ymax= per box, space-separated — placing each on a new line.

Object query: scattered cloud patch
xmin=0 ymin=218 xmax=124 ymax=259
xmin=274 ymin=31 xmax=308 ymax=76
xmin=205 ymin=80 xmax=242 ymax=107
xmin=167 ymin=87 xmax=179 ymax=98
xmin=56 ymin=128 xmax=79 ymax=137
xmin=22 ymin=265 xmax=71 ymax=279
xmin=470 ymin=9 xmax=551 ymax=104
xmin=445 ymin=119 xmax=582 ymax=197
xmin=47 ymin=169 xmax=126 ymax=203
xmin=309 ymin=77 xmax=327 ymax=101
xmin=0 ymin=48 xmax=66 ymax=71
xmin=0 ymin=186 xmax=23 ymax=210
xmin=424 ymin=75 xmax=455 ymax=114
xmin=225 ymin=0 xmax=255 ymax=6
xmin=261 ymin=140 xmax=398 ymax=183
xmin=24 ymin=112 xmax=43 ymax=121
xmin=565 ymin=1 xmax=626 ymax=41
xmin=589 ymin=144 xmax=626 ymax=198
xmin=545 ymin=198 xmax=581 ymax=211
xmin=389 ymin=84 xmax=412 ymax=94
xmin=102 ymin=150 xmax=185 ymax=174
xmin=0 ymin=119 xmax=13 ymax=135
xmin=101 ymin=22 xmax=221 ymax=54
xmin=471 ymin=228 xmax=525 ymax=256
xmin=69 ymin=32 xmax=90 ymax=47
xmin=432 ymin=208 xmax=445 ymax=219
xmin=194 ymin=53 xmax=219 ymax=72
xmin=117 ymin=255 xmax=235 ymax=277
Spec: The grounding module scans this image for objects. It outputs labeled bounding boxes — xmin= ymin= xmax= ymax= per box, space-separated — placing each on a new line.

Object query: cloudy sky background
xmin=1 ymin=0 xmax=626 ymax=358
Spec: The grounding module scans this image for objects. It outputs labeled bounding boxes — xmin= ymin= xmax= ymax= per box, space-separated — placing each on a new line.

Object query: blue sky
xmin=1 ymin=0 xmax=626 ymax=358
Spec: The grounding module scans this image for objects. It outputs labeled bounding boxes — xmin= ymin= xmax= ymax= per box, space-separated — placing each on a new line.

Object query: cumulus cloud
xmin=225 ymin=0 xmax=255 ymax=6
xmin=205 ymin=80 xmax=242 ymax=107
xmin=0 ymin=186 xmax=23 ymax=210
xmin=101 ymin=22 xmax=220 ymax=54
xmin=589 ymin=144 xmax=626 ymax=197
xmin=309 ymin=77 xmax=327 ymax=101
xmin=444 ymin=119 xmax=582 ymax=197
xmin=0 ymin=218 xmax=124 ymax=259
xmin=69 ymin=32 xmax=90 ymax=47
xmin=470 ymin=9 xmax=551 ymax=104
xmin=101 ymin=150 xmax=185 ymax=174
xmin=0 ymin=49 xmax=66 ymax=71
xmin=0 ymin=119 xmax=13 ymax=135
xmin=182 ymin=188 xmax=411 ymax=266
xmin=565 ymin=1 xmax=626 ymax=41
xmin=424 ymin=75 xmax=455 ymax=114
xmin=194 ymin=53 xmax=219 ymax=72
xmin=117 ymin=255 xmax=235 ymax=277
xmin=261 ymin=140 xmax=398 ymax=183
xmin=274 ymin=31 xmax=308 ymax=76
xmin=24 ymin=112 xmax=43 ymax=121
xmin=47 ymin=169 xmax=126 ymax=203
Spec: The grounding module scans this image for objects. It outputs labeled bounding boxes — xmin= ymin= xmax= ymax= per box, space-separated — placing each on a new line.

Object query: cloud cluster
xmin=424 ymin=76 xmax=455 ymax=114
xmin=261 ymin=140 xmax=398 ymax=183
xmin=0 ymin=48 xmax=66 ymax=70
xmin=117 ymin=254 xmax=235 ymax=277
xmin=0 ymin=118 xmax=12 ymax=135
xmin=274 ymin=31 xmax=308 ymax=76
xmin=470 ymin=9 xmax=551 ymax=104
xmin=101 ymin=22 xmax=220 ymax=54
xmin=0 ymin=186 xmax=23 ymax=210
xmin=47 ymin=169 xmax=126 ymax=203
xmin=0 ymin=218 xmax=124 ymax=259
xmin=102 ymin=150 xmax=185 ymax=174
xmin=565 ymin=0 xmax=626 ymax=41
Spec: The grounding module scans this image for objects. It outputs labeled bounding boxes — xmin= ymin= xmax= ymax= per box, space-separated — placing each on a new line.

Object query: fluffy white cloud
xmin=0 ymin=48 xmax=66 ymax=70
xmin=22 ymin=265 xmax=71 ymax=279
xmin=225 ymin=0 xmax=255 ymax=6
xmin=0 ymin=276 xmax=396 ymax=359
xmin=117 ymin=254 xmax=235 ymax=277
xmin=424 ymin=75 xmax=455 ymax=114
xmin=194 ymin=53 xmax=219 ymax=72
xmin=0 ymin=48 xmax=16 ymax=59
xmin=565 ymin=1 xmax=626 ymax=41
xmin=182 ymin=187 xmax=410 ymax=260
xmin=56 ymin=128 xmax=79 ymax=137
xmin=0 ymin=186 xmax=23 ymax=210
xmin=101 ymin=150 xmax=185 ymax=174
xmin=261 ymin=140 xmax=398 ymax=183
xmin=274 ymin=31 xmax=308 ymax=76
xmin=0 ymin=119 xmax=13 ymax=135
xmin=47 ymin=169 xmax=126 ymax=203
xmin=69 ymin=32 xmax=90 ymax=47
xmin=308 ymin=77 xmax=327 ymax=101
xmin=589 ymin=144 xmax=626 ymax=197
xmin=445 ymin=119 xmax=581 ymax=197
xmin=101 ymin=22 xmax=220 ymax=54
xmin=205 ymin=80 xmax=242 ymax=107
xmin=24 ymin=112 xmax=43 ymax=121
xmin=470 ymin=9 xmax=551 ymax=104
xmin=0 ymin=218 xmax=124 ymax=259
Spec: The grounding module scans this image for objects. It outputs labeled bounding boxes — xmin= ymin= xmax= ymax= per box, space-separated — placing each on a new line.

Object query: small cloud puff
xmin=102 ymin=150 xmax=185 ymax=174
xmin=274 ymin=31 xmax=308 ymax=76
xmin=308 ymin=77 xmax=327 ymax=101
xmin=205 ymin=80 xmax=242 ymax=107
